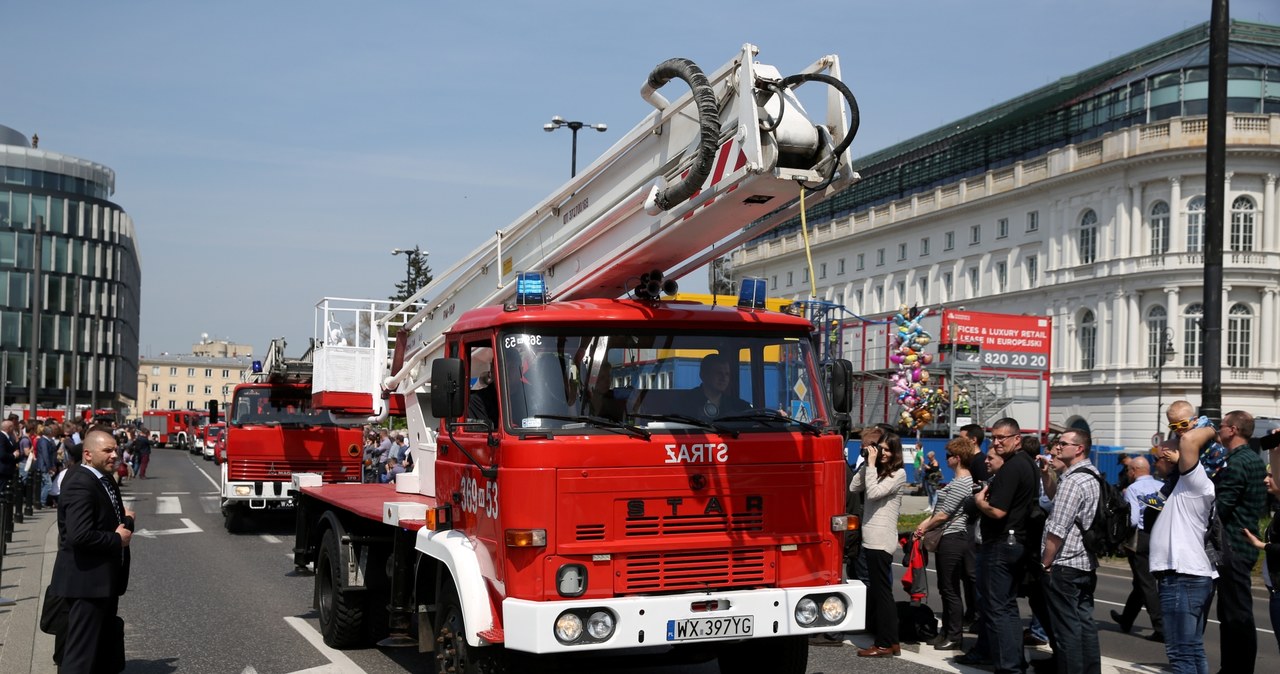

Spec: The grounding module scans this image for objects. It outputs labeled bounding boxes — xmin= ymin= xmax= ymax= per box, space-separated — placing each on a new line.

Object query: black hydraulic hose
xmin=646 ymin=58 xmax=720 ymax=211
xmin=779 ymin=72 xmax=860 ymax=190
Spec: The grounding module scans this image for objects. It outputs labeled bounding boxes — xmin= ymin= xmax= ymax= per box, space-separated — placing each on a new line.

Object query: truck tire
xmin=717 ymin=635 xmax=807 ymax=674
xmin=317 ymin=529 xmax=368 ymax=649
xmin=223 ymin=504 xmax=248 ymax=533
xmin=433 ymin=580 xmax=507 ymax=674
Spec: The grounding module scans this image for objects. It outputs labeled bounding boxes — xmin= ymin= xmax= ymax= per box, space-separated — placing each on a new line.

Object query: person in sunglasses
xmin=965 ymin=418 xmax=1037 ymax=674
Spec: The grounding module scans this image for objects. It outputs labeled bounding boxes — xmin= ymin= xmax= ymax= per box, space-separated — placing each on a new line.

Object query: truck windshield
xmin=231 ymin=388 xmax=336 ymax=426
xmin=494 ymin=329 xmax=832 ymax=435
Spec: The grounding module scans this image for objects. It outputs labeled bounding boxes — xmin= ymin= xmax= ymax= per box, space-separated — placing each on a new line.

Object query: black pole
xmin=30 ymin=216 xmax=43 ymax=420
xmin=1201 ymin=0 xmax=1228 ymax=423
xmin=570 ymin=126 xmax=580 ymax=178
xmin=12 ymin=472 xmax=22 ymax=524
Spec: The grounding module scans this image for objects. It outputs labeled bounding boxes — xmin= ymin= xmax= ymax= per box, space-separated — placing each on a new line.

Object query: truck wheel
xmin=223 ymin=504 xmax=247 ymax=533
xmin=433 ymin=581 xmax=507 ymax=674
xmin=317 ymin=529 xmax=367 ymax=649
xmin=717 ymin=635 xmax=807 ymax=674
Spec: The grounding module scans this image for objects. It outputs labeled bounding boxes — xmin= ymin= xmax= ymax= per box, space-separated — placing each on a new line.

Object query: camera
xmin=971 ymin=479 xmax=987 ymax=494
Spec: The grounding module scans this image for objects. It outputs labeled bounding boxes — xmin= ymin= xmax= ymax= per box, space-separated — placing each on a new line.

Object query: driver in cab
xmin=686 ymin=354 xmax=750 ymax=421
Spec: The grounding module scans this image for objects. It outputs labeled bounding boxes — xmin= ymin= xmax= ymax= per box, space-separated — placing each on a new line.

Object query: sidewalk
xmin=0 ymin=504 xmax=59 ymax=674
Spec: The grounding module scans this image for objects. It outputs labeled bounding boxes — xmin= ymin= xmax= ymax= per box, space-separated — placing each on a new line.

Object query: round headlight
xmin=586 ymin=611 xmax=615 ymax=640
xmin=554 ymin=612 xmax=584 ymax=643
xmin=795 ymin=597 xmax=818 ymax=626
xmin=821 ymin=595 xmax=847 ymax=622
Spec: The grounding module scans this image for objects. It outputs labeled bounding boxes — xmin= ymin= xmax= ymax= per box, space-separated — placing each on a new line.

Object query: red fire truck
xmin=141 ymin=409 xmax=202 ymax=449
xmin=290 ymin=45 xmax=864 ymax=672
xmin=219 ymin=339 xmax=364 ymax=532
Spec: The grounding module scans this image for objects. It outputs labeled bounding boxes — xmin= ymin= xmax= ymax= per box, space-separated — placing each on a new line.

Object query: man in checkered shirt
xmin=1038 ymin=428 xmax=1101 ymax=674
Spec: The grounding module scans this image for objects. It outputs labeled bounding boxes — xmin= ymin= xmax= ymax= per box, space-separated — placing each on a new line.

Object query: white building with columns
xmin=729 ymin=20 xmax=1280 ymax=450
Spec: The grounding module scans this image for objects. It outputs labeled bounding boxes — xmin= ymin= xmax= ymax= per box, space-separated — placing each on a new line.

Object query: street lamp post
xmin=544 ymin=116 xmax=607 ymax=178
xmin=1154 ymin=327 xmax=1177 ymax=435
xmin=391 ymin=246 xmax=427 ymax=300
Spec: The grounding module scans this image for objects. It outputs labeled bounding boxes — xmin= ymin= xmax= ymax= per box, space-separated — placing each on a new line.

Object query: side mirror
xmin=828 ymin=359 xmax=854 ymax=414
xmin=431 ymin=358 xmax=466 ymax=419
xmin=208 ymin=399 xmax=220 ymax=424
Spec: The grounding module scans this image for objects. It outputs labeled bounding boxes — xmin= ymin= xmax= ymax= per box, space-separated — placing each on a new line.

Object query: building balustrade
xmin=737 ymin=112 xmax=1280 ymax=263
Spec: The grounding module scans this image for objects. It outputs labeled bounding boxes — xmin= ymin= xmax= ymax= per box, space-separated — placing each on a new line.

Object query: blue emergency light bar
xmin=251 ymin=360 xmax=263 ymax=373
xmin=737 ymin=277 xmax=768 ymax=309
xmin=516 ymin=272 xmax=548 ymax=306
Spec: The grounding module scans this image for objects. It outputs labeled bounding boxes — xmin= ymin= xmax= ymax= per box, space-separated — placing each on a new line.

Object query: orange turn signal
xmin=505 ymin=528 xmax=547 ymax=548
xmin=425 ymin=505 xmax=453 ymax=531
xmin=831 ymin=514 xmax=861 ymax=532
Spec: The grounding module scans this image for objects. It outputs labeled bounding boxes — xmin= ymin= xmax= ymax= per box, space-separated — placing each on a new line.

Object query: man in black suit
xmin=49 ymin=426 xmax=135 ymax=673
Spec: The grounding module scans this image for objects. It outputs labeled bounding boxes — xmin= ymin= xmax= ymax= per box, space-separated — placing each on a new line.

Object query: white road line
xmin=283 ymin=616 xmax=367 ymax=673
xmin=261 ymin=534 xmax=283 ymax=544
xmin=161 ymin=491 xmax=192 ymax=495
xmin=199 ymin=495 xmax=222 ymax=514
xmin=190 ymin=455 xmax=221 ymax=490
xmin=156 ymin=496 xmax=182 ymax=515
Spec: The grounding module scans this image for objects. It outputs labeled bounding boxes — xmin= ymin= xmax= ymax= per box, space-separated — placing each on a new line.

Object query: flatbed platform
xmin=300 ymin=482 xmax=440 ymax=531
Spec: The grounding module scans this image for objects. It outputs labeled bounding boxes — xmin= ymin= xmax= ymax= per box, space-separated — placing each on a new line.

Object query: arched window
xmin=1186 ymin=196 xmax=1206 ymax=253
xmin=1079 ymin=310 xmax=1097 ymax=370
xmin=1078 ymin=209 xmax=1098 ymax=264
xmin=1230 ymin=196 xmax=1255 ymax=251
xmin=1148 ymin=201 xmax=1170 ymax=255
xmin=1182 ymin=302 xmax=1203 ymax=367
xmin=1146 ymin=306 xmax=1168 ymax=368
xmin=1227 ymin=303 xmax=1252 ymax=368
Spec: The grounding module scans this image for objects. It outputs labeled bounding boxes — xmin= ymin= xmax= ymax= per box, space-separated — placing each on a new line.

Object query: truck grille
xmin=229 ymin=459 xmax=360 ymax=483
xmin=619 ymin=548 xmax=770 ymax=593
xmin=576 ymin=524 xmax=606 ymax=541
xmin=624 ymin=511 xmax=764 ymax=537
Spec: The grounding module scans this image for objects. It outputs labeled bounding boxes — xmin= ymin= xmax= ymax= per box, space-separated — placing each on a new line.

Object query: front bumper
xmin=502 ymin=582 xmax=866 ymax=654
xmin=223 ymin=480 xmax=292 ymax=505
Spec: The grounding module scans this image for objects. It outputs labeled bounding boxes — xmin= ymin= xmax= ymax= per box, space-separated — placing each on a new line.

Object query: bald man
xmin=49 ymin=427 xmax=136 ymax=672
xmin=1111 ymin=455 xmax=1164 ymax=641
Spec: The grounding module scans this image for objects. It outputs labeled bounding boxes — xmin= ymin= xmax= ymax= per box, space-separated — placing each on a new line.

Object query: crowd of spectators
xmin=841 ymin=401 xmax=1280 ymax=674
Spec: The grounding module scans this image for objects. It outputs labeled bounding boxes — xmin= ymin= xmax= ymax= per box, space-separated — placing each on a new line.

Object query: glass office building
xmin=0 ymin=124 xmax=140 ymax=414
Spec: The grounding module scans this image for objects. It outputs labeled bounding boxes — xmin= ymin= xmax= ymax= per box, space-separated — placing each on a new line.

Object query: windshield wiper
xmin=533 ymin=414 xmax=651 ymax=440
xmin=630 ymin=413 xmax=739 ymax=439
xmin=714 ymin=410 xmax=823 ymax=436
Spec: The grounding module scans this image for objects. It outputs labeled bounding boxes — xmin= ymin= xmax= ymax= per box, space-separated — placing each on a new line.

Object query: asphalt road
xmin=112 ymin=450 xmax=1275 ymax=673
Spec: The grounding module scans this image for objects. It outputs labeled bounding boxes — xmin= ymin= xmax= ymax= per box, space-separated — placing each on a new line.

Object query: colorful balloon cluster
xmin=888 ymin=305 xmax=948 ymax=430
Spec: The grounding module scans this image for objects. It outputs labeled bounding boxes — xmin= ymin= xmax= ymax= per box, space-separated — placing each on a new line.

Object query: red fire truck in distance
xmin=289 ymin=44 xmax=865 ymax=673
xmin=141 ymin=409 xmax=202 ymax=449
xmin=219 ymin=344 xmax=364 ymax=532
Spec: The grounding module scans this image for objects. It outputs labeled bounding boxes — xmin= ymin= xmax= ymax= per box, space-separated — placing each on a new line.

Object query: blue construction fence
xmin=846 ymin=438 xmax=1147 ymax=488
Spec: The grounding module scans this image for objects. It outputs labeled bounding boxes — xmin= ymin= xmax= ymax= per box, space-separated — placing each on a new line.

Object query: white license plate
xmin=665 ymin=615 xmax=754 ymax=641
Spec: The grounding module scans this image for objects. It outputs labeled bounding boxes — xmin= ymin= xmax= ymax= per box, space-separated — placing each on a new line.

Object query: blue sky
xmin=6 ymin=1 xmax=1278 ymax=357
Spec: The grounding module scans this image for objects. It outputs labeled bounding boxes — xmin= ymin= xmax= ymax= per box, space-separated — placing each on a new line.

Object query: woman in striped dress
xmin=915 ymin=436 xmax=979 ymax=650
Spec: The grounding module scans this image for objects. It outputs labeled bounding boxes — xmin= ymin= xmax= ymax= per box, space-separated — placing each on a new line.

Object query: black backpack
xmin=1078 ymin=468 xmax=1131 ymax=558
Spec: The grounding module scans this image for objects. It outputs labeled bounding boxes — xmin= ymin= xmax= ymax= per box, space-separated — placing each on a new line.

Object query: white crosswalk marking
xmin=156 ymin=496 xmax=182 ymax=514
xmin=200 ymin=495 xmax=222 ymax=514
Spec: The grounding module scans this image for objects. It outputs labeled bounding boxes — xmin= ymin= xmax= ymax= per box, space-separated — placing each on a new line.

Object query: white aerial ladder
xmin=310 ymin=43 xmax=861 ymax=475
xmin=246 ymin=336 xmax=314 ymax=384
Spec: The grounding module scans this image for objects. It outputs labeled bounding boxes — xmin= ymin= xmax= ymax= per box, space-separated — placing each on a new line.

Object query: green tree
xmin=389 ymin=246 xmax=434 ymax=303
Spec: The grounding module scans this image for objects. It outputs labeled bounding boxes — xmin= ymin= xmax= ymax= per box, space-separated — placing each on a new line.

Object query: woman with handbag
xmin=915 ymin=436 xmax=978 ymax=651
xmin=851 ymin=427 xmax=906 ymax=657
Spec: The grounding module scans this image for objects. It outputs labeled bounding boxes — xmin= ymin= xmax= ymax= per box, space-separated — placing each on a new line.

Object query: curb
xmin=0 ymin=505 xmax=59 ymax=674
